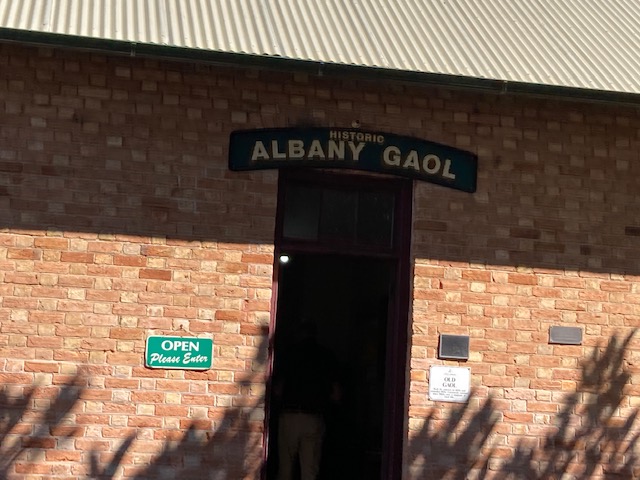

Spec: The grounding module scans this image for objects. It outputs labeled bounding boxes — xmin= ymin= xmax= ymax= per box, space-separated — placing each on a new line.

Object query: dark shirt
xmin=276 ymin=339 xmax=336 ymax=414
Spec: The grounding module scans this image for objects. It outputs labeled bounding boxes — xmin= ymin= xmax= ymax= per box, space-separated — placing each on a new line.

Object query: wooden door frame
xmin=263 ymin=169 xmax=413 ymax=480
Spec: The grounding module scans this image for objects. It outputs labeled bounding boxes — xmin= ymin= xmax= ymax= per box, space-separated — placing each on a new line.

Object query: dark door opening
xmin=268 ymin=254 xmax=392 ymax=479
xmin=265 ymin=171 xmax=412 ymax=480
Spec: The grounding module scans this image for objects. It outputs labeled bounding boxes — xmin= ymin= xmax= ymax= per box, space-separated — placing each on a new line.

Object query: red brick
xmin=164 ymin=306 xmax=197 ymax=318
xmin=60 ymin=252 xmax=95 ymax=263
xmin=27 ymin=336 xmax=63 ymax=348
xmin=482 ymin=375 xmax=514 ymax=387
xmin=58 ymin=275 xmax=95 ymax=288
xmin=45 ymin=450 xmax=83 ymax=462
xmin=114 ymin=254 xmax=147 ymax=267
xmin=482 ymin=352 xmax=513 ymax=363
xmin=101 ymin=349 xmax=139 ymax=365
xmin=131 ymin=391 xmax=164 ymax=403
xmin=127 ymin=416 xmax=162 ymax=428
xmin=530 ymin=356 xmax=562 ymax=367
xmin=80 ymin=338 xmax=117 ymax=350
xmin=76 ymin=414 xmax=111 ymax=424
xmin=530 ymin=380 xmax=563 ymax=390
xmin=50 ymin=425 xmax=84 ymax=436
xmin=14 ymin=463 xmax=53 ymax=474
xmin=217 ymin=262 xmax=248 ymax=274
xmin=22 ymin=437 xmax=57 ymax=449
xmin=86 ymin=290 xmax=120 ymax=302
xmin=508 ymin=273 xmax=538 ymax=285
xmin=103 ymin=403 xmax=136 ymax=414
xmin=140 ymin=245 xmax=175 ymax=256
xmin=56 ymin=325 xmax=92 ymax=337
xmin=0 ymin=373 xmax=34 ymax=383
xmin=180 ymin=419 xmax=212 ymax=430
xmin=215 ymin=310 xmax=245 ymax=321
xmin=155 ymin=380 xmax=188 ymax=390
xmin=553 ymin=277 xmax=585 ymax=288
xmin=503 ymin=412 xmax=534 ymax=422
xmin=35 ymin=237 xmax=69 ymax=249
xmin=104 ymin=378 xmax=140 ymax=389
xmin=57 ymin=300 xmax=94 ymax=312
xmin=154 ymin=430 xmax=187 ymax=441
xmin=241 ymin=253 xmax=272 ymax=264
xmin=139 ymin=268 xmax=172 ymax=280
xmin=155 ymin=405 xmax=188 ymax=416
xmin=7 ymin=248 xmax=41 ymax=260
xmin=527 ymin=402 xmax=560 ymax=413
xmin=461 ymin=270 xmax=492 ymax=281
xmin=109 ymin=327 xmax=144 ymax=340
xmin=24 ymin=361 xmax=59 ymax=373
xmin=600 ymin=281 xmax=631 ymax=292
xmin=4 ymin=272 xmax=39 ymax=284
xmin=80 ymin=389 xmax=113 ymax=400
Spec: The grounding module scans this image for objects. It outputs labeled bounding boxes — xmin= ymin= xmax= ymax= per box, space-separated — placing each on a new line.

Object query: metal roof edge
xmin=1 ymin=27 xmax=640 ymax=107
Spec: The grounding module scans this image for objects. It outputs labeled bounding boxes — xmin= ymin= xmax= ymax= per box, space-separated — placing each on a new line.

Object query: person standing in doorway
xmin=273 ymin=320 xmax=341 ymax=480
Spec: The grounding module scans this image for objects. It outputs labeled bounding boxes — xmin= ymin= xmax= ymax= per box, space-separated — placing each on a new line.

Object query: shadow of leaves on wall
xmin=1 ymin=332 xmax=637 ymax=479
xmin=89 ymin=433 xmax=135 ymax=480
xmin=407 ymin=331 xmax=639 ymax=479
xmin=0 ymin=374 xmax=83 ymax=480
xmin=0 ymin=332 xmax=269 ymax=479
xmin=103 ymin=332 xmax=269 ymax=479
xmin=407 ymin=394 xmax=499 ymax=479
xmin=504 ymin=331 xmax=639 ymax=480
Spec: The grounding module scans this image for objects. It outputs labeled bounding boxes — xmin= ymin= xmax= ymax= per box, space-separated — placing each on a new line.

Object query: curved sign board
xmin=229 ymin=128 xmax=477 ymax=192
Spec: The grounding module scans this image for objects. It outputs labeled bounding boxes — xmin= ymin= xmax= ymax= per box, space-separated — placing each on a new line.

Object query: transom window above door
xmin=281 ymin=180 xmax=396 ymax=249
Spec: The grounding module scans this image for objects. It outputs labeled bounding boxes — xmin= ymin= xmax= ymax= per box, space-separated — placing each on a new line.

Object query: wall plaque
xmin=429 ymin=365 xmax=471 ymax=403
xmin=439 ymin=334 xmax=470 ymax=360
xmin=549 ymin=326 xmax=583 ymax=345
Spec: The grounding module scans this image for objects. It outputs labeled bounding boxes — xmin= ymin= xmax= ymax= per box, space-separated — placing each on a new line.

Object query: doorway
xmin=266 ymin=171 xmax=412 ymax=480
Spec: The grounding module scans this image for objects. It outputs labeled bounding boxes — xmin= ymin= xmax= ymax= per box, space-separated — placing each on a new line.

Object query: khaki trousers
xmin=277 ymin=412 xmax=325 ymax=480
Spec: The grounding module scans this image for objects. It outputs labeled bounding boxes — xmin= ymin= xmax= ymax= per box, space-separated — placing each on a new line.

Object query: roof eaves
xmin=1 ymin=27 xmax=640 ymax=107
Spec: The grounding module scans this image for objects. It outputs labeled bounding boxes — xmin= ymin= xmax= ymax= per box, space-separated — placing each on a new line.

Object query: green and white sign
xmin=145 ymin=336 xmax=213 ymax=370
xmin=229 ymin=128 xmax=478 ymax=192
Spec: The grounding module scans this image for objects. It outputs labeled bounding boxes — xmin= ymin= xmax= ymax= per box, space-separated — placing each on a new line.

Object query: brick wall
xmin=0 ymin=44 xmax=277 ymax=479
xmin=1 ymin=42 xmax=640 ymax=479
xmin=408 ymin=93 xmax=640 ymax=477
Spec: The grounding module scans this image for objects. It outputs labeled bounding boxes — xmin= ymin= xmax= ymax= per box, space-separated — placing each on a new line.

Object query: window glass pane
xmin=282 ymin=185 xmax=321 ymax=240
xmin=357 ymin=191 xmax=395 ymax=247
xmin=319 ymin=189 xmax=357 ymax=241
xmin=282 ymin=180 xmax=397 ymax=250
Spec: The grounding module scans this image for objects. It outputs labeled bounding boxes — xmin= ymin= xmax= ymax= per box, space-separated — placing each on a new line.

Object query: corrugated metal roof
xmin=1 ymin=0 xmax=639 ymax=95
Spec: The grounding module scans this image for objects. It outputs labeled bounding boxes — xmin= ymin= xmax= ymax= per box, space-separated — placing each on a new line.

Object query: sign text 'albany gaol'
xmin=229 ymin=128 xmax=478 ymax=192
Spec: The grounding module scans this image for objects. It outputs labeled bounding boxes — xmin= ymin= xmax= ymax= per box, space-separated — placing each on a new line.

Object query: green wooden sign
xmin=145 ymin=336 xmax=213 ymax=370
xmin=229 ymin=128 xmax=478 ymax=192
